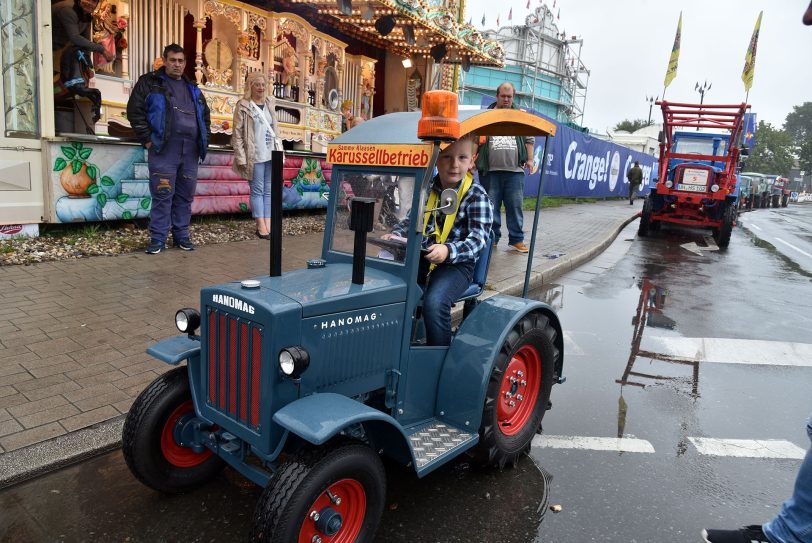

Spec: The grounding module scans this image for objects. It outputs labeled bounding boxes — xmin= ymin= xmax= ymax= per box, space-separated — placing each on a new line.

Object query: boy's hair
xmin=455 ymin=131 xmax=479 ymax=151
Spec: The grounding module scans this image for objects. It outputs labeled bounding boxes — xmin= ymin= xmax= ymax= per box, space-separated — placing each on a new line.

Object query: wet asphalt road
xmin=1 ymin=204 xmax=811 ymax=542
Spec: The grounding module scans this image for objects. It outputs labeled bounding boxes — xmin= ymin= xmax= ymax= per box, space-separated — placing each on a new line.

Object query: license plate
xmin=676 ymin=184 xmax=707 ymax=193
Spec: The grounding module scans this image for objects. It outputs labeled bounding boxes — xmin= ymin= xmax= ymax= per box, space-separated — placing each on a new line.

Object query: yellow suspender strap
xmin=423 ymin=172 xmax=474 ymax=245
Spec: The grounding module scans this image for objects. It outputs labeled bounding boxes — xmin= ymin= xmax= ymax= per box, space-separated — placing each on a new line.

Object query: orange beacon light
xmin=417 ymin=90 xmax=460 ymax=141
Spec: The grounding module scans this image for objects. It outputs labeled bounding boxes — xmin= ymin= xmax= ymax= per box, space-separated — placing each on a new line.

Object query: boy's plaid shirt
xmin=392 ymin=176 xmax=493 ymax=264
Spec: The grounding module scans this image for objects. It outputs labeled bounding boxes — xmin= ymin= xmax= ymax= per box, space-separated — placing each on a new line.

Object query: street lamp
xmin=646 ymin=95 xmax=658 ymax=125
xmin=695 ymin=81 xmax=711 ymax=131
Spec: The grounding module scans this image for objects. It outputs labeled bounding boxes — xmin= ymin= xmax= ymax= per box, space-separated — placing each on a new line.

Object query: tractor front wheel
xmin=472 ymin=312 xmax=558 ymax=469
xmin=715 ymin=204 xmax=736 ymax=248
xmin=122 ymin=366 xmax=224 ymax=494
xmin=251 ymin=441 xmax=386 ymax=543
xmin=638 ymin=197 xmax=655 ymax=237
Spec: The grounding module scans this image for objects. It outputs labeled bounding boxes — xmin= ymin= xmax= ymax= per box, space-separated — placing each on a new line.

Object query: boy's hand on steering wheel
xmin=424 ymin=244 xmax=449 ymax=264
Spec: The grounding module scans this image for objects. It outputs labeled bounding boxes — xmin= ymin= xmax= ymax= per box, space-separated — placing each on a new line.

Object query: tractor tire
xmin=251 ymin=441 xmax=386 ymax=543
xmin=715 ymin=204 xmax=736 ymax=248
xmin=122 ymin=366 xmax=224 ymax=494
xmin=471 ymin=312 xmax=558 ymax=469
xmin=638 ymin=197 xmax=653 ymax=237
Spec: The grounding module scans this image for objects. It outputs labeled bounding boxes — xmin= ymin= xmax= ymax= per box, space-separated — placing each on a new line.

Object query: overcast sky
xmin=461 ymin=0 xmax=812 ymax=133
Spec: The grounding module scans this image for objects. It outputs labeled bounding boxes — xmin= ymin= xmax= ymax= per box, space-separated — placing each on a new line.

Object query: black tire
xmin=122 ymin=366 xmax=225 ymax=494
xmin=638 ymin=197 xmax=653 ymax=237
xmin=715 ymin=204 xmax=736 ymax=248
xmin=252 ymin=441 xmax=386 ymax=543
xmin=471 ymin=312 xmax=558 ymax=469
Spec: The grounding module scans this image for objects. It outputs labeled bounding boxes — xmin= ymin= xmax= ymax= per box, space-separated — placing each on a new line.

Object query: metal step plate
xmin=407 ymin=421 xmax=476 ymax=468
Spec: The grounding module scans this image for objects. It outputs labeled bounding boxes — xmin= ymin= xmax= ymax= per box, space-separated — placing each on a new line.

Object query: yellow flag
xmin=663 ymin=13 xmax=682 ymax=89
xmin=742 ymin=11 xmax=763 ymax=92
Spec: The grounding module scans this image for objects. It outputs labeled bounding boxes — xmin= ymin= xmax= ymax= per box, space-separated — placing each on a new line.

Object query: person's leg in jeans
xmin=261 ymin=160 xmax=272 ymax=236
xmin=763 ymin=413 xmax=812 ymax=543
xmin=483 ymin=172 xmax=503 ymax=245
xmin=501 ymin=171 xmax=525 ymax=245
xmin=250 ymin=161 xmax=270 ymax=236
xmin=170 ymin=138 xmax=199 ymax=243
xmin=147 ymin=142 xmax=181 ymax=245
xmin=422 ymin=262 xmax=473 ymax=346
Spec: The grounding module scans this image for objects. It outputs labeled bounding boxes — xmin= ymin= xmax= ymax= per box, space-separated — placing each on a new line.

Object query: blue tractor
xmin=122 ymin=92 xmax=564 ymax=542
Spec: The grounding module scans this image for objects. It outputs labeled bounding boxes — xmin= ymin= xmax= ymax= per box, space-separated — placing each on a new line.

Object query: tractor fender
xmin=273 ymin=393 xmax=414 ymax=464
xmin=436 ymin=295 xmax=562 ymax=432
xmin=146 ymin=336 xmax=201 ymax=366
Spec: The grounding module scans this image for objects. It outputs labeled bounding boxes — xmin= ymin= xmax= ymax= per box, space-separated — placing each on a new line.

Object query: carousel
xmin=0 ymin=0 xmax=504 ymax=226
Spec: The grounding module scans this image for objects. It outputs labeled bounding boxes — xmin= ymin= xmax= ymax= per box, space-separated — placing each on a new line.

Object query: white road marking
xmin=749 ymin=223 xmax=762 ymax=231
xmin=774 ymin=237 xmax=812 ymax=258
xmin=688 ymin=438 xmax=806 ymax=459
xmin=640 ymin=336 xmax=812 ymax=367
xmin=563 ymin=331 xmax=584 ymax=356
xmin=681 ymin=242 xmax=704 ymax=255
xmin=533 ymin=435 xmax=655 ymax=453
xmin=702 ymin=235 xmax=719 ymax=251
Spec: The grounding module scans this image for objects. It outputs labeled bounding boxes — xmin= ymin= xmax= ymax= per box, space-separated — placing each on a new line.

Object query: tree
xmin=744 ymin=121 xmax=794 ymax=175
xmin=799 ymin=136 xmax=812 ymax=175
xmin=613 ymin=119 xmax=650 ymax=133
xmin=783 ymin=102 xmax=812 ymax=147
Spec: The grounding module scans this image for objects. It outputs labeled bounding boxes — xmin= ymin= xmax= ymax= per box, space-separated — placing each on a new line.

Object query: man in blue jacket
xmin=127 ymin=44 xmax=211 ymax=254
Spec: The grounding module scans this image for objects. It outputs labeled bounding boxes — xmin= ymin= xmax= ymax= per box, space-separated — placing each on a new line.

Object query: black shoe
xmin=255 ymin=230 xmax=270 ymax=240
xmin=701 ymin=525 xmax=770 ymax=543
xmin=145 ymin=239 xmax=165 ymax=254
xmin=173 ymin=238 xmax=194 ymax=251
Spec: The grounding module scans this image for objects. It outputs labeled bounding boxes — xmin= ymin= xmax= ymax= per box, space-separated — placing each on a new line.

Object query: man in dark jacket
xmin=475 ymin=82 xmax=535 ymax=253
xmin=626 ymin=161 xmax=643 ymax=205
xmin=127 ymin=44 xmax=211 ymax=254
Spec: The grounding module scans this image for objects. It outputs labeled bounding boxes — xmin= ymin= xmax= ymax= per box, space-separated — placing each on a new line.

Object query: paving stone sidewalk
xmin=0 ymin=200 xmax=639 ymax=487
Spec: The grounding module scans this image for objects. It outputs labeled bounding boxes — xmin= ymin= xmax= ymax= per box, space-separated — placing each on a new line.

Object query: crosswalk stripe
xmin=532 ymin=435 xmax=655 ymax=453
xmin=640 ymin=336 xmax=812 ymax=367
xmin=688 ymin=438 xmax=806 ymax=459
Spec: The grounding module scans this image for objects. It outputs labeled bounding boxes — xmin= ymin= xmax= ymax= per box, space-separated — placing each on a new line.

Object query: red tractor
xmin=638 ymin=101 xmax=750 ymax=248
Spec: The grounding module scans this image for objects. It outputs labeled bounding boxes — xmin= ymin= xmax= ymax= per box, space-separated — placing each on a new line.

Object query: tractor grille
xmin=206 ymin=308 xmax=263 ymax=430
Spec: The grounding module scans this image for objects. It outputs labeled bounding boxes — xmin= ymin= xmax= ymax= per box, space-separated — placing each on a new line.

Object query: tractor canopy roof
xmin=331 ymin=108 xmax=557 ymax=147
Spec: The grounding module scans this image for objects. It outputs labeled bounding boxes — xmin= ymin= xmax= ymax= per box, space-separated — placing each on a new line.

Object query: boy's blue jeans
xmin=480 ymin=171 xmax=525 ymax=245
xmin=418 ymin=258 xmax=474 ymax=346
xmin=763 ymin=413 xmax=812 ymax=543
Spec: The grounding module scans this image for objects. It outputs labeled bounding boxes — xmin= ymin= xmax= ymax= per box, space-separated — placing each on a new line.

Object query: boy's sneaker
xmin=509 ymin=242 xmax=529 ymax=253
xmin=174 ymin=238 xmax=195 ymax=251
xmin=701 ymin=525 xmax=770 ymax=543
xmin=145 ymin=239 xmax=165 ymax=254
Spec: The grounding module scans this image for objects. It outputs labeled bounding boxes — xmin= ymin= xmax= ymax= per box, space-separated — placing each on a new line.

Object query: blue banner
xmin=477 ymin=96 xmax=658 ymax=198
xmin=742 ymin=112 xmax=756 ymax=150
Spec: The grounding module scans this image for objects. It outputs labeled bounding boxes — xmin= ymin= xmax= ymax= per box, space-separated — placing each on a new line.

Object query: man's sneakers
xmin=173 ymin=238 xmax=195 ymax=251
xmin=145 ymin=239 xmax=165 ymax=254
xmin=701 ymin=525 xmax=770 ymax=543
xmin=145 ymin=238 xmax=194 ymax=254
xmin=509 ymin=242 xmax=530 ymax=253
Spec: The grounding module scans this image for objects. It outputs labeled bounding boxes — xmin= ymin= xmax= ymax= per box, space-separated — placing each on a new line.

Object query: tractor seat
xmin=456 ymin=231 xmax=494 ymax=302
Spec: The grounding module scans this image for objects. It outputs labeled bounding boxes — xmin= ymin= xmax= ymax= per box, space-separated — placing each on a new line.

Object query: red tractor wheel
xmin=122 ymin=366 xmax=224 ymax=494
xmin=472 ymin=312 xmax=558 ymax=469
xmin=252 ymin=441 xmax=386 ymax=543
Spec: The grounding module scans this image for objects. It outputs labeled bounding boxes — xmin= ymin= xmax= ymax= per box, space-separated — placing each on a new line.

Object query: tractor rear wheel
xmin=638 ymin=197 xmax=653 ymax=236
xmin=715 ymin=204 xmax=736 ymax=248
xmin=122 ymin=366 xmax=224 ymax=494
xmin=251 ymin=441 xmax=386 ymax=543
xmin=472 ymin=312 xmax=558 ymax=469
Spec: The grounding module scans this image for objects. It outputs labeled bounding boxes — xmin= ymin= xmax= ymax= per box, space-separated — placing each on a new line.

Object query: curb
xmin=0 ymin=212 xmax=639 ymax=490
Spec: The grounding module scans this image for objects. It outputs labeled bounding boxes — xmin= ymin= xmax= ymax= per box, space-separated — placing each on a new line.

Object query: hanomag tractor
xmin=123 ymin=91 xmax=564 ymax=542
xmin=638 ymin=101 xmax=750 ymax=248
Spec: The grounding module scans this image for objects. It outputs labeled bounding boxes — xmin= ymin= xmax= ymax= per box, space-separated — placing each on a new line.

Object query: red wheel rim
xmin=299 ymin=479 xmax=366 ymax=543
xmin=160 ymin=400 xmax=213 ymax=467
xmin=496 ymin=344 xmax=542 ymax=436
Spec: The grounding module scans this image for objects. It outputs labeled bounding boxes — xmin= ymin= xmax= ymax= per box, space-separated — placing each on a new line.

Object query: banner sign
xmin=327 ymin=144 xmax=432 ymax=167
xmin=742 ymin=112 xmax=757 ymax=150
xmin=477 ymin=97 xmax=658 ymax=198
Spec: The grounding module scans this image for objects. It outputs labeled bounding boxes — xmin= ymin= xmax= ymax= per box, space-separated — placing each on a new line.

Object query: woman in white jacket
xmin=232 ymin=72 xmax=281 ymax=239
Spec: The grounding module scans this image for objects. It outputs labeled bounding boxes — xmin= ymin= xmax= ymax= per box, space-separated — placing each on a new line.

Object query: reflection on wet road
xmin=528 ymin=214 xmax=812 ymax=542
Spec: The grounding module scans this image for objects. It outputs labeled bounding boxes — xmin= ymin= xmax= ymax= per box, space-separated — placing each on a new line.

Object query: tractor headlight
xmin=175 ymin=308 xmax=200 ymax=335
xmin=710 ymin=184 xmax=720 ymax=193
xmin=279 ymin=346 xmax=310 ymax=378
xmin=664 ymin=180 xmax=674 ymax=188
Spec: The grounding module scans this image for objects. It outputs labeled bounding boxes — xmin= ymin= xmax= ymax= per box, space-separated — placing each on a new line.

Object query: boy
xmin=386 ymin=132 xmax=493 ymax=346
